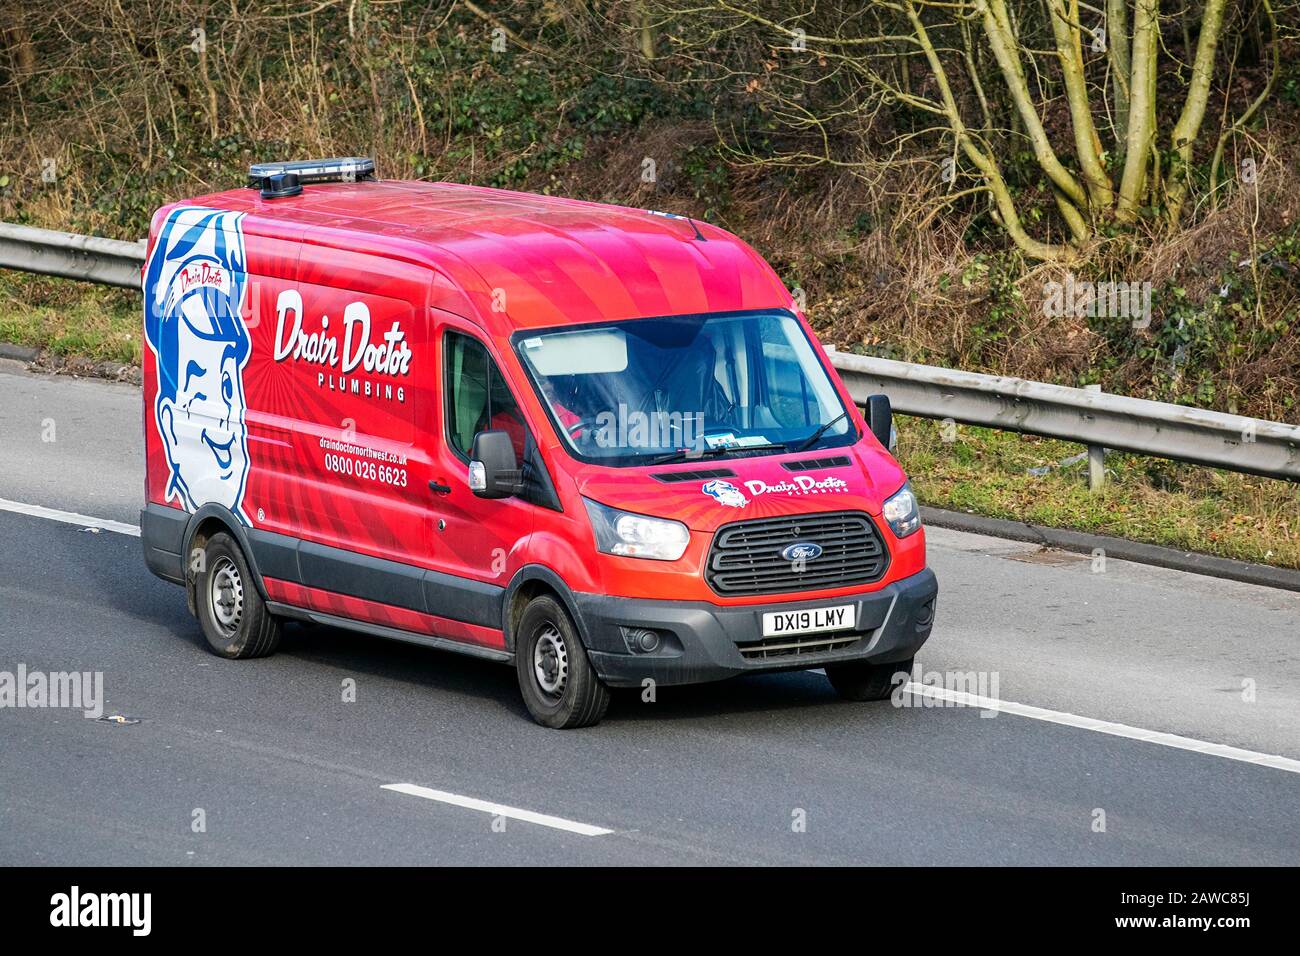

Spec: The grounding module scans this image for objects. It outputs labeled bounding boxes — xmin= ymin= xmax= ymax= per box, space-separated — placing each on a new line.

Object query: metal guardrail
xmin=0 ymin=223 xmax=144 ymax=289
xmin=1 ymin=221 xmax=1297 ymax=482
xmin=829 ymin=350 xmax=1300 ymax=482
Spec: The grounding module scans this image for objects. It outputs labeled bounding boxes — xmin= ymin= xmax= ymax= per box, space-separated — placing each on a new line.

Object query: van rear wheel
xmin=195 ymin=532 xmax=281 ymax=659
xmin=515 ymin=595 xmax=610 ymax=729
xmin=825 ymin=657 xmax=913 ymax=702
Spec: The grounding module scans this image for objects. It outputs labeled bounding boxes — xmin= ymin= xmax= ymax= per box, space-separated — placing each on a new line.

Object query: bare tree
xmin=655 ymin=0 xmax=1285 ymax=260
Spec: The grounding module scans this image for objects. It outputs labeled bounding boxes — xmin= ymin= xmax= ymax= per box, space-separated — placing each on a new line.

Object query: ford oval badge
xmin=781 ymin=542 xmax=823 ymax=562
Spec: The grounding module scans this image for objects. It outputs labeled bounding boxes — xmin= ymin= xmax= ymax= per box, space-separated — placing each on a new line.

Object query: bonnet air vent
xmin=652 ymin=468 xmax=737 ymax=483
xmin=782 ymin=456 xmax=852 ymax=472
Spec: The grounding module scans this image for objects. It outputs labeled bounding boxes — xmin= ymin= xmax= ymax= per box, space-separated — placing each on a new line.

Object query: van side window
xmin=445 ymin=331 xmax=527 ymax=460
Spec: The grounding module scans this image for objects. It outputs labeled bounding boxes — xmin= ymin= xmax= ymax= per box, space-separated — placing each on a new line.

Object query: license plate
xmin=761 ymin=604 xmax=856 ymax=638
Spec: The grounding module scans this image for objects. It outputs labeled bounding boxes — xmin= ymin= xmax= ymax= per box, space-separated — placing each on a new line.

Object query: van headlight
xmin=882 ymin=482 xmax=921 ymax=538
xmin=583 ymin=498 xmax=691 ymax=561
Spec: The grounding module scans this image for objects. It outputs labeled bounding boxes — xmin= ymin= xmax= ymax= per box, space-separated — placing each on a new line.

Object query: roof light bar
xmin=247 ymin=157 xmax=376 ymax=189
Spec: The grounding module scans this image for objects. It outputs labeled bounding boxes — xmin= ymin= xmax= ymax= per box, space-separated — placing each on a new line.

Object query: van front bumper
xmin=574 ymin=568 xmax=937 ymax=688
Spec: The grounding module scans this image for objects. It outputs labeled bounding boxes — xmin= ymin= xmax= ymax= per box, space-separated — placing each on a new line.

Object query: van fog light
xmin=916 ymin=599 xmax=935 ymax=627
xmin=623 ymin=627 xmax=662 ymax=654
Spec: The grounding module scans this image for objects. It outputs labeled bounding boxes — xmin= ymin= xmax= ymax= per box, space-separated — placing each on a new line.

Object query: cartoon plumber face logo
xmin=702 ymin=479 xmax=748 ymax=508
xmin=143 ymin=207 xmax=252 ymax=521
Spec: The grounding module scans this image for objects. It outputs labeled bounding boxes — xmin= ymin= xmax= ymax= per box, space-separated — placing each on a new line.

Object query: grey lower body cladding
xmin=139 ymin=502 xmax=503 ymax=631
xmin=576 ymin=568 xmax=938 ymax=687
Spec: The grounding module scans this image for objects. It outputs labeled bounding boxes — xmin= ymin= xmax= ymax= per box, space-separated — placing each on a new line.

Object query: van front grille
xmin=737 ymin=632 xmax=862 ymax=660
xmin=705 ymin=511 xmax=888 ymax=596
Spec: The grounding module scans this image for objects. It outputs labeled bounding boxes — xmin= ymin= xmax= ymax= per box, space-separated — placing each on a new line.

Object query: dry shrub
xmin=1144 ymin=148 xmax=1300 ymax=288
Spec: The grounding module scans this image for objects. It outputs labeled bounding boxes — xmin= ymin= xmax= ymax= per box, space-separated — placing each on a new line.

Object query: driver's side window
xmin=444 ymin=331 xmax=526 ymax=461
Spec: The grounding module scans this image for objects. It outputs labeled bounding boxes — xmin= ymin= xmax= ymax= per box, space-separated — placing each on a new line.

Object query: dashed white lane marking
xmin=904 ymin=682 xmax=1300 ymax=775
xmin=381 ymin=783 xmax=614 ymax=836
xmin=0 ymin=497 xmax=140 ymax=536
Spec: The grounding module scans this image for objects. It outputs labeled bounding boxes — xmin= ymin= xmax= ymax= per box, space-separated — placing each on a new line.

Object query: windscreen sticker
xmin=704 ymin=433 xmax=772 ymax=450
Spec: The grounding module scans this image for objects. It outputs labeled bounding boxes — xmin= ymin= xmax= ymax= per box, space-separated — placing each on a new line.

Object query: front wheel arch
xmin=181 ymin=505 xmax=269 ymax=613
xmin=501 ymin=564 xmax=590 ymax=655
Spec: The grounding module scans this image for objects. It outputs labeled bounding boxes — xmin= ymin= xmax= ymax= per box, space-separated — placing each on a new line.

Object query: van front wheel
xmin=515 ymin=596 xmax=610 ymax=729
xmin=825 ymin=657 xmax=913 ymax=702
xmin=195 ymin=532 xmax=281 ymax=659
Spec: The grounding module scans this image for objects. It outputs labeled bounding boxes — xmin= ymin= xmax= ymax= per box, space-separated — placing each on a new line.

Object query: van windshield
xmin=513 ymin=311 xmax=855 ymax=466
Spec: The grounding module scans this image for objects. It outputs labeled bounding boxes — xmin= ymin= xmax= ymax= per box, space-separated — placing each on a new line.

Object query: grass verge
xmin=0 ymin=272 xmax=140 ymax=365
xmin=898 ymin=416 xmax=1300 ymax=569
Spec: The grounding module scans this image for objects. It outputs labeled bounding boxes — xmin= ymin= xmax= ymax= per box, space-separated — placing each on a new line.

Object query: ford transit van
xmin=140 ymin=158 xmax=937 ymax=728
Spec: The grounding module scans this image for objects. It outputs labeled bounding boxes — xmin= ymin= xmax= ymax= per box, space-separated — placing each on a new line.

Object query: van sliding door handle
xmin=428 ymin=480 xmax=453 ymax=495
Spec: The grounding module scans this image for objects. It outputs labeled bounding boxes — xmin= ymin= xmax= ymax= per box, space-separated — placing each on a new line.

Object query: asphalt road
xmin=1 ymin=360 xmax=1298 ymax=865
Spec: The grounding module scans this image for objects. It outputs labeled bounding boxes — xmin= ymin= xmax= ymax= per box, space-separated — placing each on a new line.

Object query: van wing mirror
xmin=865 ymin=394 xmax=893 ymax=449
xmin=469 ymin=430 xmax=523 ymax=499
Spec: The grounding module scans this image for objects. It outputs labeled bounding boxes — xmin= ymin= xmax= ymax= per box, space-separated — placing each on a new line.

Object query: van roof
xmin=172 ymin=180 xmax=792 ymax=333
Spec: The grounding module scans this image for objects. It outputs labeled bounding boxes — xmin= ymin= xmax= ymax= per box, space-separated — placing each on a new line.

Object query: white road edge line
xmin=904 ymin=681 xmax=1300 ymax=775
xmin=381 ymin=783 xmax=615 ymax=836
xmin=0 ymin=497 xmax=140 ymax=537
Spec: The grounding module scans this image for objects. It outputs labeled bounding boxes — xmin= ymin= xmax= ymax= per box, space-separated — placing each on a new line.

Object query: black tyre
xmin=194 ymin=532 xmax=281 ymax=659
xmin=825 ymin=656 xmax=913 ymax=702
xmin=515 ymin=595 xmax=610 ymax=729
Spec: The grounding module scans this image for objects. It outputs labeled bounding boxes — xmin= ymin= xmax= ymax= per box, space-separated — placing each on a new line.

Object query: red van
xmin=140 ymin=158 xmax=937 ymax=728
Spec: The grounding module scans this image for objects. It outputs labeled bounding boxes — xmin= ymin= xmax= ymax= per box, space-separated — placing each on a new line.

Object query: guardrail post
xmin=1085 ymin=384 xmax=1105 ymax=491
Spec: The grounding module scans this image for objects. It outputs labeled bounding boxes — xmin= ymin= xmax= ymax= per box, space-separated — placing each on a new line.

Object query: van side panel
xmin=256 ymin=252 xmax=429 ymax=566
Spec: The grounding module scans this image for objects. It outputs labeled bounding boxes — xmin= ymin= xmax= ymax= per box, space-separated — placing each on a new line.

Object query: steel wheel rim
xmin=532 ymin=624 xmax=569 ymax=698
xmin=209 ymin=556 xmax=244 ymax=635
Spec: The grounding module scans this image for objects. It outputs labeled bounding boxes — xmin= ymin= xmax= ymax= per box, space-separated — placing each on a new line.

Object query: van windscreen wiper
xmin=649 ymin=442 xmax=787 ymax=466
xmin=648 ymin=446 xmax=732 ymax=466
xmin=793 ymin=411 xmax=849 ymax=452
